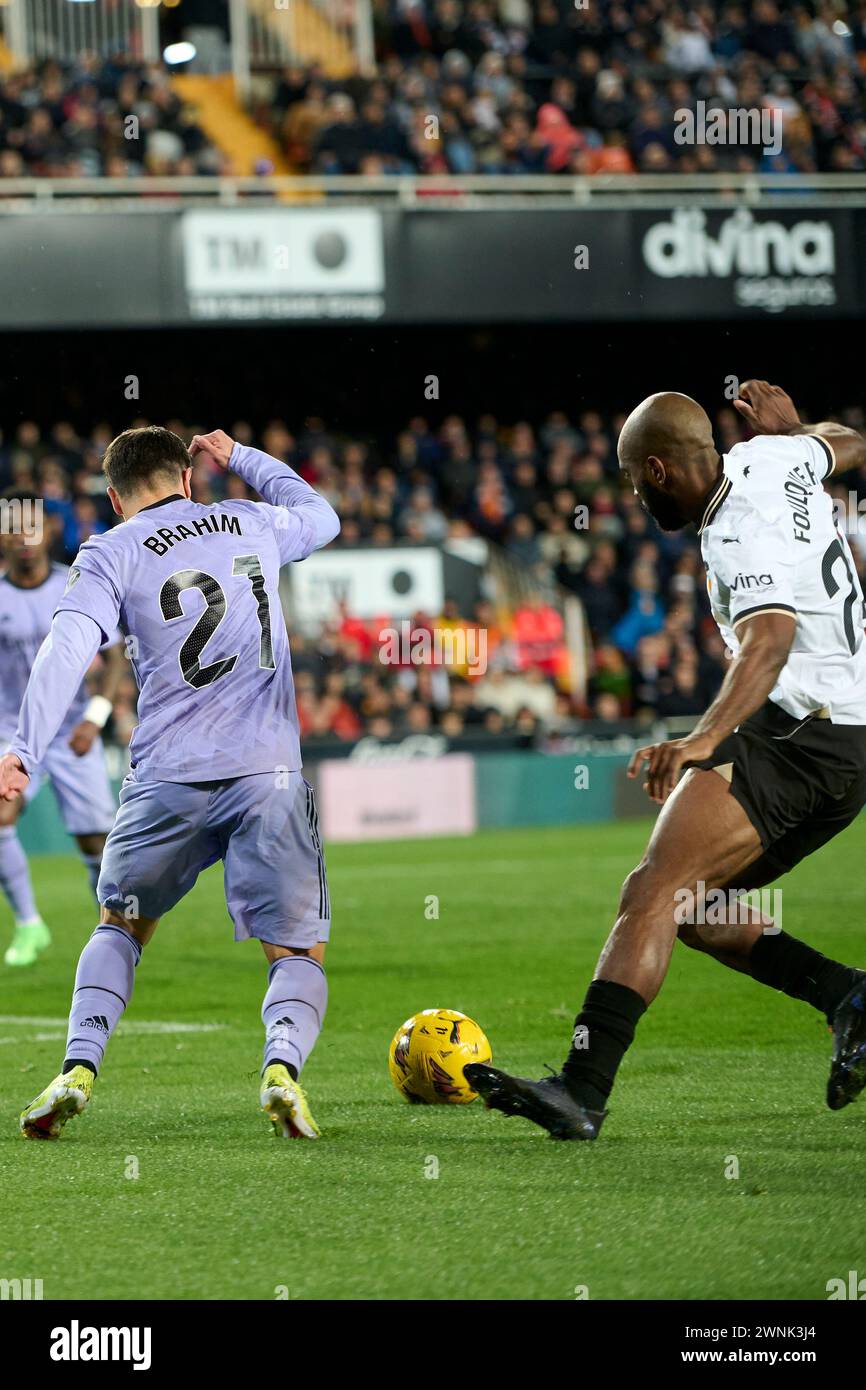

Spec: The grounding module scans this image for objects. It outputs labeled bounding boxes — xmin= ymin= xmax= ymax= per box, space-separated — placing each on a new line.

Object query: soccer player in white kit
xmin=467 ymin=382 xmax=866 ymax=1139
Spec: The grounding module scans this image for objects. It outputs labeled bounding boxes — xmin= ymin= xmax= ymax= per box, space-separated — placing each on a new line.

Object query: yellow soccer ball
xmin=388 ymin=1009 xmax=492 ymax=1105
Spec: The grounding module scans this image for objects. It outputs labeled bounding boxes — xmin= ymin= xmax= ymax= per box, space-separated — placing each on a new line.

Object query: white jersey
xmin=700 ymin=433 xmax=866 ymax=725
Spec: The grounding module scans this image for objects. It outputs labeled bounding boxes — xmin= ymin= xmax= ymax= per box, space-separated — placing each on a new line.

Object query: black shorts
xmin=698 ymin=700 xmax=866 ymax=879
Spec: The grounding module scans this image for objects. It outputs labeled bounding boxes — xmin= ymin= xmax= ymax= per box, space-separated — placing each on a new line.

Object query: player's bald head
xmin=618 ymin=392 xmax=719 ymax=531
xmin=619 ymin=392 xmax=714 ymax=471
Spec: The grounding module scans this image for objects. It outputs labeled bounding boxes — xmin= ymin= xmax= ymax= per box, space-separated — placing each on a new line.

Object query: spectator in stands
xmin=534 ymin=101 xmax=583 ymax=171
xmin=609 ymin=561 xmax=666 ymax=656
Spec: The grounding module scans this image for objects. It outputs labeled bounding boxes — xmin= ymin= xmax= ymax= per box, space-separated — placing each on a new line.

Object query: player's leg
xmin=20 ymin=780 xmax=215 ymax=1139
xmin=678 ymin=878 xmax=864 ymax=1024
xmin=218 ymin=774 xmax=331 ymax=1138
xmin=691 ymin=714 xmax=866 ymax=1107
xmin=74 ymin=832 xmax=108 ymax=902
xmin=20 ymin=907 xmax=157 ymax=1139
xmin=674 ymin=787 xmax=866 ymax=1109
xmin=61 ymin=907 xmax=155 ymax=1073
xmin=467 ymin=768 xmax=767 ymax=1138
xmin=260 ymin=940 xmax=327 ymax=1074
xmin=259 ymin=942 xmax=328 ymax=1139
xmin=43 ymin=735 xmax=116 ymax=903
xmin=681 ymin=895 xmax=866 ymax=1109
xmin=264 ymin=942 xmax=326 ymax=966
xmin=0 ymin=788 xmax=51 ymax=967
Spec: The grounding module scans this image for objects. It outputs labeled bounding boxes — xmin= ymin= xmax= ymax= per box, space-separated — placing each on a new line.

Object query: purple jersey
xmin=0 ymin=564 xmax=117 ymax=740
xmin=51 ymin=445 xmax=340 ymax=783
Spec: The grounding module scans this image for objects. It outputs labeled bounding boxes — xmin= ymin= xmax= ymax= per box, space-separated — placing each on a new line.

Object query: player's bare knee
xmin=691 ymin=920 xmax=733 ymax=951
xmin=677 ymin=922 xmax=704 ymax=951
xmin=77 ymin=833 xmax=106 ymax=857
xmin=618 ymin=861 xmax=669 ymax=920
xmin=617 ymin=864 xmax=645 ymax=916
xmin=100 ymin=905 xmax=157 ymax=946
xmin=260 ymin=941 xmax=326 ymax=966
xmin=262 ymin=943 xmax=304 ymax=960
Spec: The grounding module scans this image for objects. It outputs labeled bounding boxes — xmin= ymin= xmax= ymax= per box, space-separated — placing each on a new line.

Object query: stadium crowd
xmin=2 ymin=4 xmax=865 ymax=182
xmin=0 ymin=56 xmax=223 ymax=178
xmin=3 ymin=402 xmax=865 ymax=748
xmin=269 ymin=0 xmax=866 ymax=175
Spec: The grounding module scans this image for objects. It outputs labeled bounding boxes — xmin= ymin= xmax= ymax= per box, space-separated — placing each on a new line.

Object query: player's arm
xmin=2 ymin=538 xmax=125 ymax=791
xmin=734 ymin=379 xmax=866 ymax=476
xmin=68 ymin=639 xmax=128 ymax=757
xmin=629 ymin=612 xmax=795 ymax=804
xmin=0 ymin=611 xmax=103 ymax=800
xmin=189 ymin=429 xmax=341 ymax=560
xmin=629 ymin=611 xmax=795 ymax=804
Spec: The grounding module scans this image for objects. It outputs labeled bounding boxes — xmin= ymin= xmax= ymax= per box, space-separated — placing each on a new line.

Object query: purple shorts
xmin=98 ymin=770 xmax=330 ymax=949
xmin=2 ymin=728 xmax=115 ymax=836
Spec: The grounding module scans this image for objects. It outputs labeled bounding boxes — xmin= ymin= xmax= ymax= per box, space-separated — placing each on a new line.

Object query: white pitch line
xmin=0 ymin=1033 xmax=65 ymax=1045
xmin=0 ymin=1016 xmax=225 ymax=1035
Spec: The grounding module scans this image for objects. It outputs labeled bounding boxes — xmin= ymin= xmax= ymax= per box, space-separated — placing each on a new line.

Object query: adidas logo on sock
xmin=269 ymin=1016 xmax=298 ymax=1035
xmin=80 ymin=1015 xmax=109 ymax=1034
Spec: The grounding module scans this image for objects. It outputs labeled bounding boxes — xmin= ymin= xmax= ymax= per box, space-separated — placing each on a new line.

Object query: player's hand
xmin=68 ymin=720 xmax=99 ymax=756
xmin=189 ymin=430 xmax=236 ymax=470
xmin=733 ymin=381 xmax=801 ymax=436
xmin=627 ymin=731 xmax=719 ymax=805
xmin=0 ymin=752 xmax=29 ymax=802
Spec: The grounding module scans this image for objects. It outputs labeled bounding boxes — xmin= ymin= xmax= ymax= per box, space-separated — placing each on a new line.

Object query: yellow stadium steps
xmin=172 ymin=73 xmax=292 ymax=177
xmin=246 ymin=0 xmax=356 ymax=77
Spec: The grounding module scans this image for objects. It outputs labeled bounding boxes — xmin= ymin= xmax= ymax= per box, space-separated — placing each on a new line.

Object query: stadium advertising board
xmin=0 ymin=205 xmax=862 ymax=327
xmin=396 ymin=205 xmax=859 ymax=321
xmin=318 ymin=752 xmax=477 ymax=842
xmin=288 ymin=546 xmax=445 ymax=627
xmin=635 ymin=206 xmax=854 ymax=317
xmin=181 ymin=208 xmax=386 ymax=321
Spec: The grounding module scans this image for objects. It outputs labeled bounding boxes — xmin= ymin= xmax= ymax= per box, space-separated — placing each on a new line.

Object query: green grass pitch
xmin=0 ymin=819 xmax=864 ymax=1301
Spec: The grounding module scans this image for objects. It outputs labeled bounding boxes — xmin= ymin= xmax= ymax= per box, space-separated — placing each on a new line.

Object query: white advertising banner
xmin=181 ymin=208 xmax=385 ymax=319
xmin=319 ymin=754 xmax=477 ymax=842
xmin=289 ymin=547 xmax=444 ymax=625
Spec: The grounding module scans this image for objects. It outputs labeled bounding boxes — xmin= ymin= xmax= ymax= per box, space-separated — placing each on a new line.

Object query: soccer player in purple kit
xmin=0 ymin=427 xmax=340 ymax=1140
xmin=0 ymin=492 xmax=126 ymax=967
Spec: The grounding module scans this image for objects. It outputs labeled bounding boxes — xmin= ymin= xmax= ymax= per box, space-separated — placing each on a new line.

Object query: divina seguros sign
xmin=641 ymin=207 xmax=838 ymax=314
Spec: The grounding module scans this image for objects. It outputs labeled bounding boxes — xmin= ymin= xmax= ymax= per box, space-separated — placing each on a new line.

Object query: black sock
xmin=561 ymin=979 xmax=647 ymax=1111
xmin=266 ymin=1057 xmax=298 ymax=1081
xmin=63 ymin=1058 xmax=96 ymax=1076
xmin=749 ymin=931 xmax=862 ymax=1022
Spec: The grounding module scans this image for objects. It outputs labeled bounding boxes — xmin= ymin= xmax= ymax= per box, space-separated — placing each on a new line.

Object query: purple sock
xmin=0 ymin=825 xmax=39 ymax=923
xmin=64 ymin=925 xmax=141 ymax=1074
xmin=262 ymin=956 xmax=328 ymax=1078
